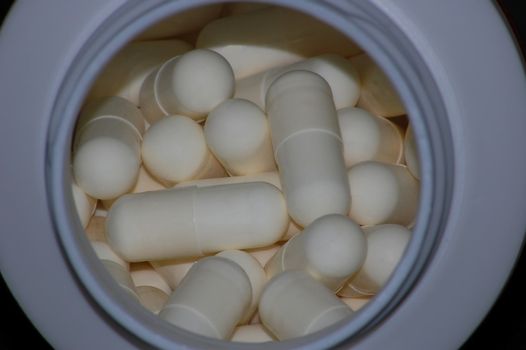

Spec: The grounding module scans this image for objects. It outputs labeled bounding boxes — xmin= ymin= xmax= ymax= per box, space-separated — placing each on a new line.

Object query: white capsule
xmin=216 ymin=250 xmax=267 ymax=324
xmin=350 ymin=54 xmax=405 ymax=117
xmin=135 ymin=5 xmax=222 ymax=40
xmin=348 ymin=161 xmax=419 ymax=226
xmin=231 ymin=324 xmax=275 ymax=343
xmin=196 ymin=7 xmax=361 ymax=79
xmin=101 ymin=166 xmax=167 ymax=209
xmin=71 ymin=181 xmax=96 ymax=228
xmin=267 ymin=70 xmax=350 ymax=226
xmin=150 ymin=258 xmax=196 ymax=290
xmin=235 ymin=54 xmax=360 ymax=110
xmin=341 ymin=224 xmax=411 ymax=296
xmin=160 ymin=256 xmax=252 ymax=339
xmin=90 ymin=241 xmax=139 ymax=301
xmin=404 ymin=125 xmax=420 ymax=179
xmin=339 ymin=297 xmax=371 ymax=311
xmin=259 ymin=270 xmax=353 ymax=340
xmin=141 ymin=115 xmax=226 ymax=185
xmin=265 ymin=214 xmax=366 ymax=292
xmin=140 ymin=49 xmax=235 ymax=123
xmin=85 ymin=215 xmax=106 ymax=242
xmin=175 ymin=172 xmax=299 ymax=240
xmin=338 ymin=107 xmax=403 ymax=167
xmin=85 ymin=40 xmax=191 ymax=105
xmin=73 ymin=97 xmax=145 ymax=200
xmin=106 ymin=182 xmax=289 ymax=262
xmin=204 ymin=98 xmax=276 ymax=175
xmin=130 ymin=262 xmax=171 ymax=314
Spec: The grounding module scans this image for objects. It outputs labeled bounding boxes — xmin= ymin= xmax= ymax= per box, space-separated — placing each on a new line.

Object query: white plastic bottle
xmin=106 ymin=182 xmax=289 ymax=262
xmin=266 ymin=70 xmax=350 ymax=226
xmin=204 ymin=98 xmax=276 ymax=176
xmin=196 ymin=6 xmax=361 ymax=78
xmin=159 ymin=256 xmax=252 ymax=339
xmin=265 ymin=214 xmax=366 ymax=291
xmin=72 ymin=96 xmax=145 ymax=200
xmin=259 ymin=270 xmax=353 ymax=340
xmin=235 ymin=54 xmax=360 ymax=110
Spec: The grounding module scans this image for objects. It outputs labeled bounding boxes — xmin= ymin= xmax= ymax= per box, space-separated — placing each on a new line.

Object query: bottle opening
xmin=47 ymin=1 xmax=452 ymax=348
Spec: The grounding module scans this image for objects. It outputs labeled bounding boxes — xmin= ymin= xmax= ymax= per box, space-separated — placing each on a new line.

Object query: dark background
xmin=1 ymin=1 xmax=525 ymax=349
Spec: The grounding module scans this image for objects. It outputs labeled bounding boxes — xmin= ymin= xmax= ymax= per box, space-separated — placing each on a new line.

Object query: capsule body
xmin=160 ymin=257 xmax=252 ymax=339
xmin=348 ymin=162 xmax=419 ymax=226
xmin=204 ymin=98 xmax=276 ymax=176
xmin=130 ymin=262 xmax=171 ymax=314
xmin=265 ymin=214 xmax=366 ymax=292
xmin=141 ymin=115 xmax=226 ymax=185
xmin=266 ymin=70 xmax=350 ymax=226
xmin=140 ymin=49 xmax=235 ymax=123
xmin=259 ymin=270 xmax=353 ymax=340
xmin=73 ymin=97 xmax=145 ymax=200
xmin=216 ymin=250 xmax=267 ymax=324
xmin=404 ymin=125 xmax=420 ymax=179
xmin=350 ymin=54 xmax=405 ymax=117
xmin=197 ymin=7 xmax=361 ymax=79
xmin=235 ymin=54 xmax=360 ymax=110
xmin=72 ymin=181 xmax=96 ymax=228
xmin=85 ymin=40 xmax=191 ymax=105
xmin=91 ymin=241 xmax=139 ymax=301
xmin=341 ymin=224 xmax=411 ymax=296
xmin=338 ymin=107 xmax=403 ymax=167
xmin=106 ymin=182 xmax=289 ymax=262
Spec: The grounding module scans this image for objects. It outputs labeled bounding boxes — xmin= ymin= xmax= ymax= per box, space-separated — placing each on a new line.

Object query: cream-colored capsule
xmin=106 ymin=182 xmax=289 ymax=262
xmin=85 ymin=40 xmax=191 ymax=106
xmin=340 ymin=224 xmax=411 ymax=297
xmin=338 ymin=107 xmax=403 ymax=167
xmin=150 ymin=258 xmax=196 ymax=290
xmin=350 ymin=54 xmax=405 ymax=117
xmin=267 ymin=70 xmax=350 ymax=226
xmin=130 ymin=262 xmax=171 ymax=314
xmin=140 ymin=49 xmax=235 ymax=123
xmin=348 ymin=161 xmax=419 ymax=226
xmin=216 ymin=250 xmax=267 ymax=324
xmin=72 ymin=181 xmax=96 ymax=228
xmin=160 ymin=256 xmax=252 ymax=339
xmin=235 ymin=54 xmax=360 ymax=110
xmin=246 ymin=244 xmax=282 ymax=267
xmin=101 ymin=166 xmax=167 ymax=209
xmin=85 ymin=214 xmax=106 ymax=242
xmin=231 ymin=324 xmax=275 ymax=343
xmin=265 ymin=214 xmax=366 ymax=292
xmin=404 ymin=125 xmax=420 ymax=179
xmin=204 ymin=98 xmax=276 ymax=176
xmin=259 ymin=270 xmax=353 ymax=340
xmin=135 ymin=4 xmax=222 ymax=40
xmin=141 ymin=115 xmax=226 ymax=185
xmin=196 ymin=7 xmax=361 ymax=79
xmin=90 ymin=241 xmax=139 ymax=301
xmin=340 ymin=297 xmax=371 ymax=311
xmin=175 ymin=172 xmax=299 ymax=240
xmin=73 ymin=97 xmax=145 ymax=200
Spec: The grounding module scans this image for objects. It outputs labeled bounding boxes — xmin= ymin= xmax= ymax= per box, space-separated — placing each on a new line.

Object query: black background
xmin=1 ymin=1 xmax=525 ymax=349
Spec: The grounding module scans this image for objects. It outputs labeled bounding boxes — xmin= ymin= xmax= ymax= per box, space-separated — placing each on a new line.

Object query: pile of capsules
xmin=71 ymin=4 xmax=420 ymax=343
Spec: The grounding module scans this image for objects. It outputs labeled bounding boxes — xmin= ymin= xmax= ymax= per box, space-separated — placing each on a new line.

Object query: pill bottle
xmin=1 ymin=1 xmax=526 ymax=349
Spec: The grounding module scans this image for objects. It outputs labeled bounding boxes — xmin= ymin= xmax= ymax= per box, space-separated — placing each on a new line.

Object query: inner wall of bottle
xmin=46 ymin=1 xmax=452 ymax=349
